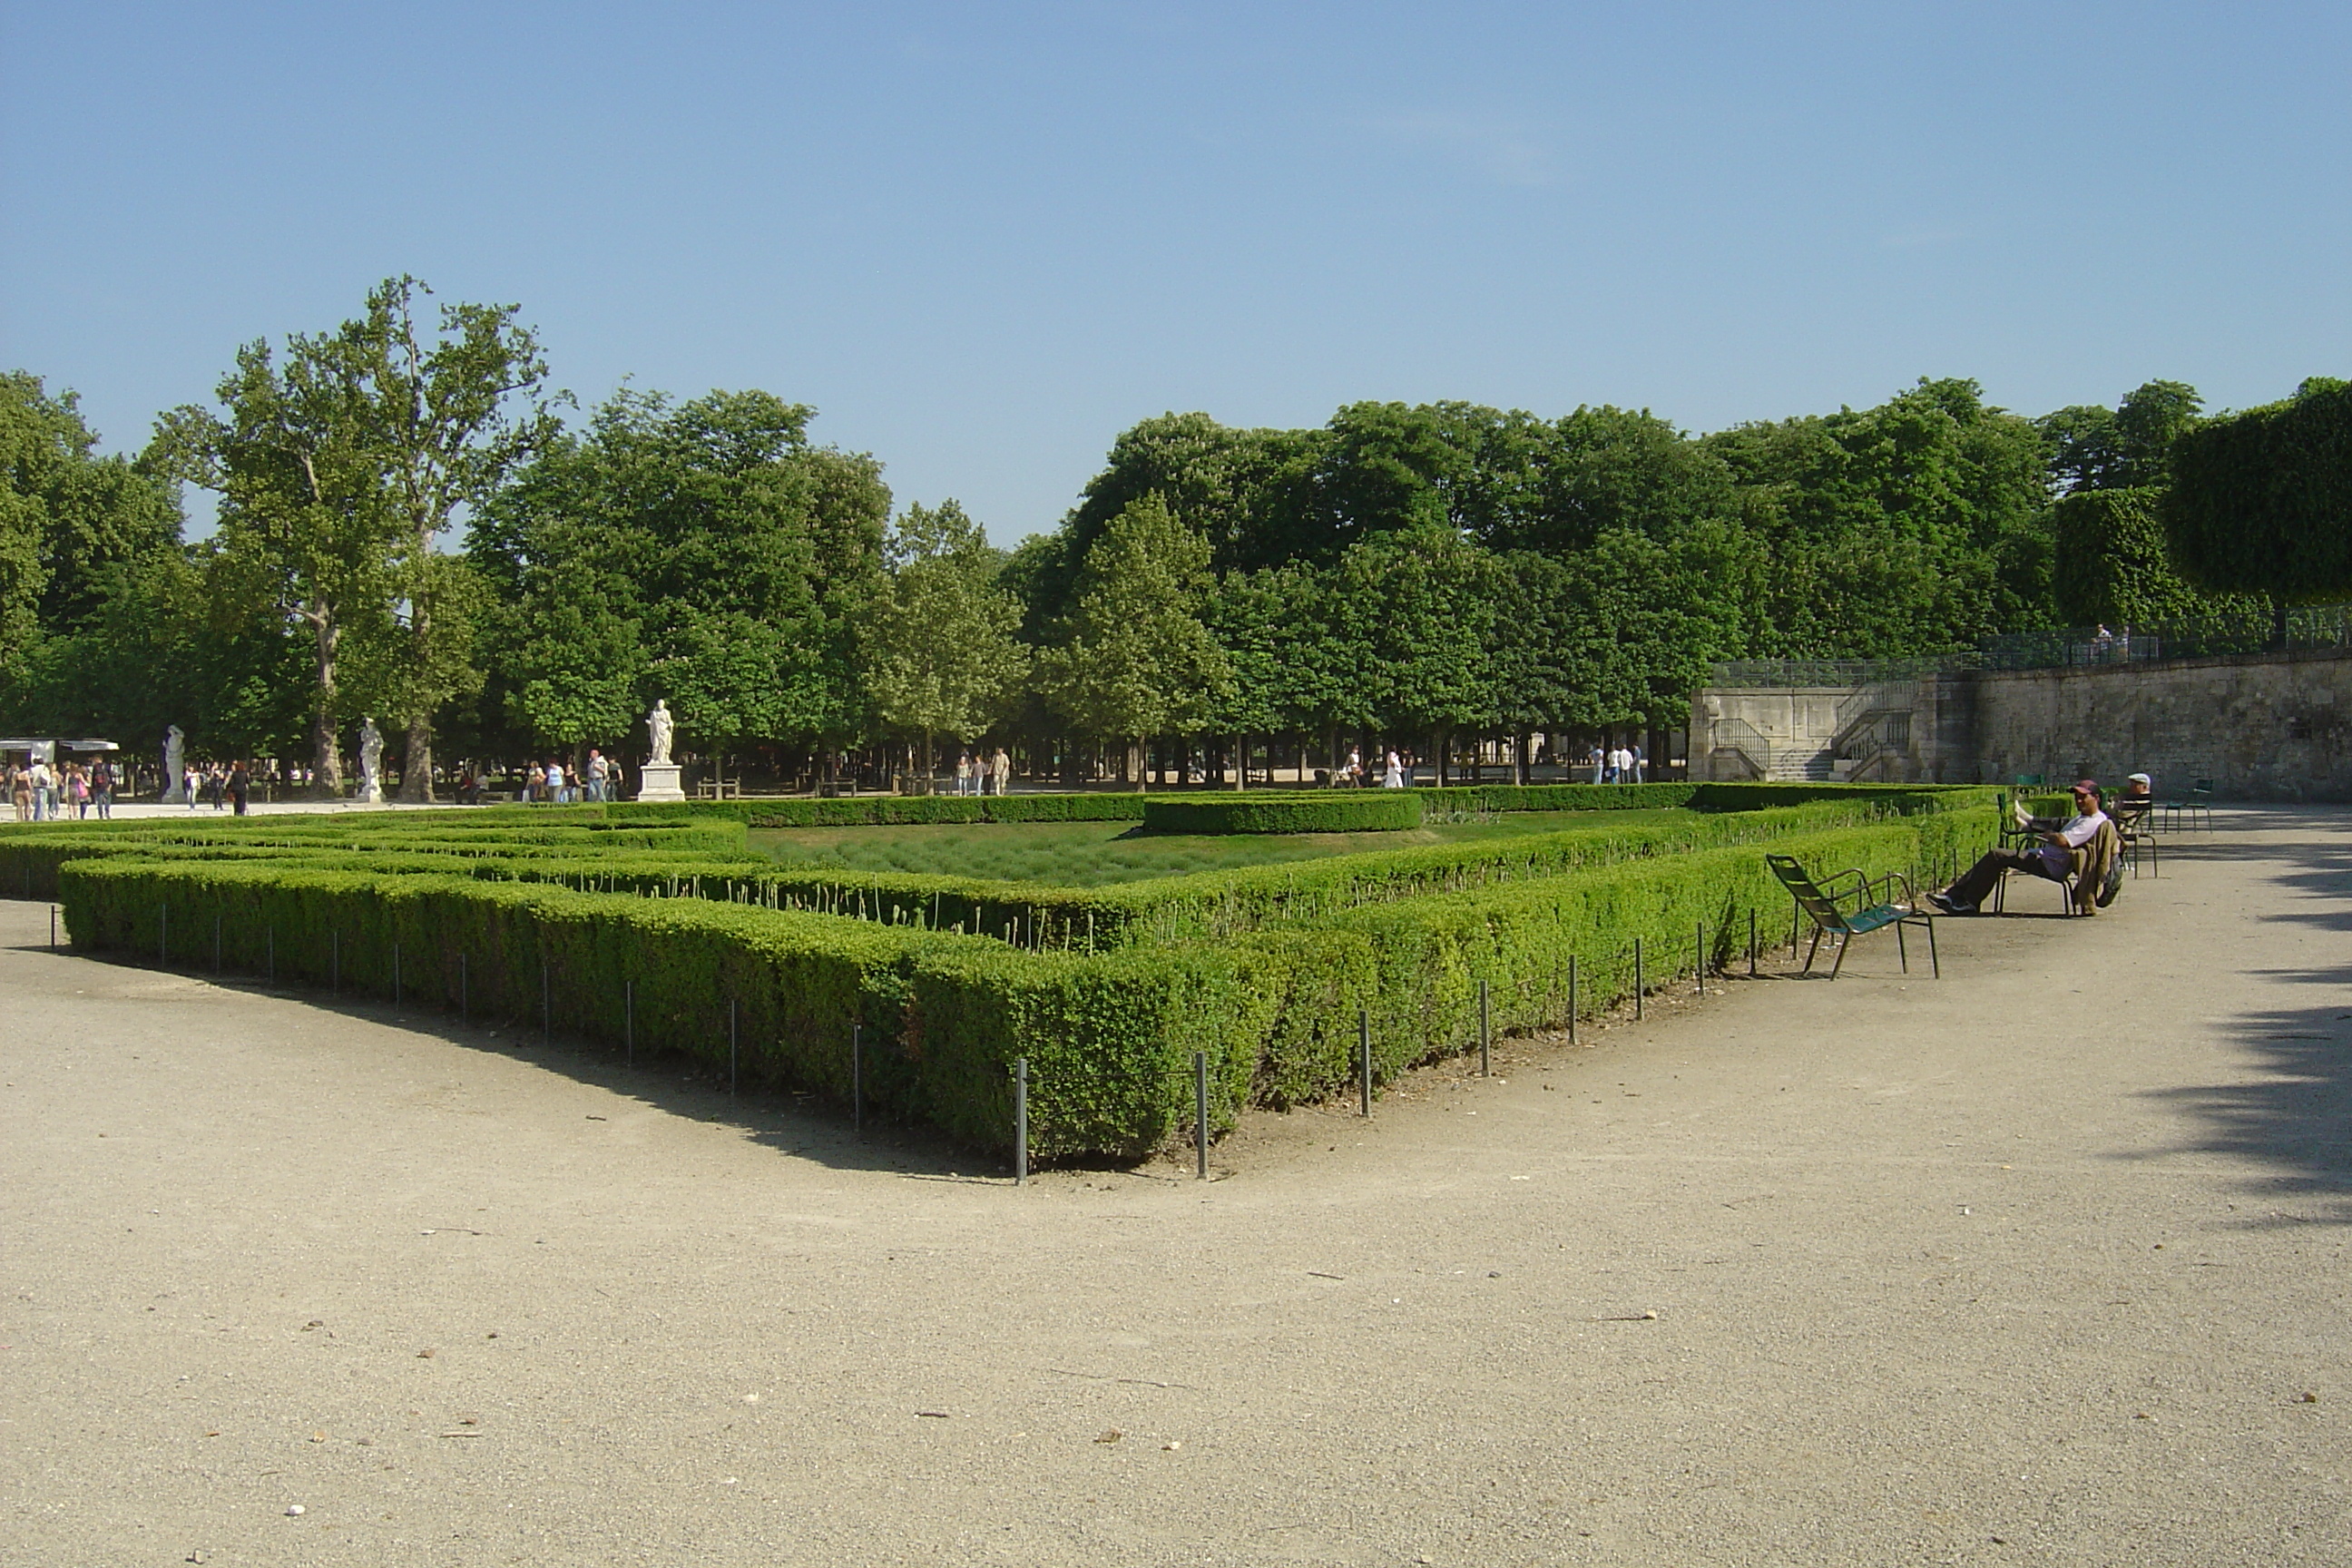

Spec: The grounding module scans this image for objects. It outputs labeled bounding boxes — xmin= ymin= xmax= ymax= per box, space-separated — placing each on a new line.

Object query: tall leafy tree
xmin=1325 ymin=523 xmax=1498 ymax=774
xmin=863 ymin=500 xmax=1028 ymax=779
xmin=330 ymin=278 xmax=558 ymax=798
xmin=2039 ymin=380 xmax=2203 ymax=495
xmin=472 ymin=387 xmax=886 ymax=772
xmin=1707 ymin=377 xmax=2052 ymax=655
xmin=1035 ymin=495 xmax=1231 ymax=788
xmin=153 ymin=278 xmax=556 ymax=794
xmin=152 ymin=337 xmax=400 ymax=793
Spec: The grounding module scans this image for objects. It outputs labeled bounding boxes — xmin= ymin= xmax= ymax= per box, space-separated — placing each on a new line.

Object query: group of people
xmin=1588 ymin=742 xmax=1646 ymax=784
xmin=526 ymin=750 xmax=615 ymax=804
xmin=8 ymin=757 xmax=117 ymax=820
xmin=1929 ymin=771 xmax=2153 ymax=916
xmin=1339 ymin=749 xmax=1413 ymax=789
xmin=954 ymin=748 xmax=1015 ymax=796
xmin=177 ymin=760 xmax=253 ymax=813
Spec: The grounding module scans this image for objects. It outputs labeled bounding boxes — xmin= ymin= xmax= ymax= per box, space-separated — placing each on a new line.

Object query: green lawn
xmin=748 ymin=808 xmax=1700 ymax=887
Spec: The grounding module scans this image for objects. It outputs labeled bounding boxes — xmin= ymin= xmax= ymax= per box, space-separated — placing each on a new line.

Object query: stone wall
xmin=1693 ymin=647 xmax=2352 ymax=800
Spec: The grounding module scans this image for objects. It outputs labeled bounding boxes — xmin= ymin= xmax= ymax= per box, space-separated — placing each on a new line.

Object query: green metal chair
xmin=2164 ymin=779 xmax=2214 ymax=833
xmin=1767 ymin=854 xmax=1939 ymax=979
xmin=2112 ymin=797 xmax=2156 ymax=877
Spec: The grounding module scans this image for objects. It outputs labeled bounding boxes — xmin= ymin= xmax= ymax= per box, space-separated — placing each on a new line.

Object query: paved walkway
xmin=3 ymin=810 xmax=2347 ymax=1566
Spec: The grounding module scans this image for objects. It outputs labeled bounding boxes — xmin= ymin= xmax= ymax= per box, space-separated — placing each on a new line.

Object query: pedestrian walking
xmin=992 ymin=746 xmax=1013 ymax=796
xmin=229 ymin=760 xmax=250 ymax=816
xmin=91 ymin=757 xmax=113 ymax=819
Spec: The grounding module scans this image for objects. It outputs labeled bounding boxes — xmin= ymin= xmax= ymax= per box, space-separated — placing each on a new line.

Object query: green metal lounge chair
xmin=1767 ymin=853 xmax=1940 ymax=979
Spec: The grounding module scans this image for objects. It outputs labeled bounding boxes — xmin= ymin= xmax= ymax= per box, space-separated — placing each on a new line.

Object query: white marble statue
xmin=162 ymin=725 xmax=186 ymax=804
xmin=647 ymin=700 xmax=674 ymax=765
xmin=358 ymin=717 xmax=384 ymax=803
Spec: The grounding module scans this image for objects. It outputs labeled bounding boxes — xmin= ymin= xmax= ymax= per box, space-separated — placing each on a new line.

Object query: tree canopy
xmin=13 ymin=289 xmax=2336 ymax=790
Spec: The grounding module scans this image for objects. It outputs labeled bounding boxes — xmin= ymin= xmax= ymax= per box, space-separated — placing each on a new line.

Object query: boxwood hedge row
xmin=610 ymin=793 xmax=1152 ymax=828
xmin=459 ymin=787 xmax=1998 ymax=951
xmin=53 ymin=805 xmax=1980 ymax=1155
xmin=57 ymin=858 xmax=1260 ymax=1160
xmin=1140 ymin=791 xmax=1425 ymax=834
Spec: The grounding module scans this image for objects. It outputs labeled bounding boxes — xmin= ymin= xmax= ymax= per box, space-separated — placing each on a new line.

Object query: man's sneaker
xmin=1927 ymin=891 xmax=1973 ymax=915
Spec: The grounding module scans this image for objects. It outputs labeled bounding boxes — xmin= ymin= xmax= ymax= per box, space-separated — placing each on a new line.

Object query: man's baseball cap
xmin=2073 ymin=779 xmax=2102 ymax=794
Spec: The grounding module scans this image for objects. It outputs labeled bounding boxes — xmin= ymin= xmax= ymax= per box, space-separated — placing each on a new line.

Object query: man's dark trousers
xmin=1946 ymin=847 xmax=2059 ymax=908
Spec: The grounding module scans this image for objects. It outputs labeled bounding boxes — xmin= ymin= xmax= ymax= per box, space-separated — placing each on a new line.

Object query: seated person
xmin=2112 ymin=771 xmax=2153 ymax=828
xmin=1933 ymin=780 xmax=2109 ymax=915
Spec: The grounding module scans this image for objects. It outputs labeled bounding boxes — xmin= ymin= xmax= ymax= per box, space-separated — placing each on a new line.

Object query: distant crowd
xmin=7 ymin=757 xmax=117 ymax=820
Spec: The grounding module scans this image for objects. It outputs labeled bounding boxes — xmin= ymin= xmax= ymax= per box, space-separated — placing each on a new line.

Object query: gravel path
xmin=3 ymin=810 xmax=2347 ymax=1566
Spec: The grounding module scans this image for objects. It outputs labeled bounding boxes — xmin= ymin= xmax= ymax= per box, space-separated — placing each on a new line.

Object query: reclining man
xmin=1930 ymin=780 xmax=2109 ymax=915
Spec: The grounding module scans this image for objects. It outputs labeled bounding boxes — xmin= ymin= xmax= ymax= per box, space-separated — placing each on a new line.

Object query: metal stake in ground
xmin=214 ymin=912 xmax=222 ymax=975
xmin=49 ymin=905 xmax=56 ymax=953
xmin=158 ymin=903 xmax=166 ymax=967
xmin=267 ymin=926 xmax=274 ymax=985
xmin=1195 ymin=1050 xmax=1210 ymax=1180
xmin=730 ymin=997 xmax=740 ymax=1098
xmin=1749 ymin=909 xmax=1758 ymax=977
xmin=851 ymin=1024 xmax=863 ymax=1132
xmin=541 ymin=960 xmax=550 ymax=1046
xmin=460 ymin=954 xmax=469 ymax=1024
xmin=330 ymin=929 xmax=338 ymax=994
xmin=1479 ymin=978 xmax=1491 ymax=1075
xmin=1634 ymin=937 xmax=1644 ymax=1020
xmin=1695 ymin=921 xmax=1704 ymax=996
xmin=1568 ymin=955 xmax=1578 ymax=1045
xmin=623 ymin=979 xmax=633 ymax=1066
xmin=393 ymin=941 xmax=401 ymax=1008
xmin=1013 ymin=1056 xmax=1029 ymax=1185
xmin=1358 ymin=1009 xmax=1372 ymax=1116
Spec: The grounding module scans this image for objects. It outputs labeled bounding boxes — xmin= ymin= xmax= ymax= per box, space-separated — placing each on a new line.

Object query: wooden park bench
xmin=1767 ymin=853 xmax=1939 ymax=980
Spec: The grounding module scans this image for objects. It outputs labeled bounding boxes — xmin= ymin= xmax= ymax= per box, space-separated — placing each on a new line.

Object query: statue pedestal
xmin=635 ymin=761 xmax=686 ymax=802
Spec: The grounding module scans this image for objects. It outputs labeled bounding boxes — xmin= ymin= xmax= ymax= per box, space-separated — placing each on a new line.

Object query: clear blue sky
xmin=5 ymin=2 xmax=2347 ymax=544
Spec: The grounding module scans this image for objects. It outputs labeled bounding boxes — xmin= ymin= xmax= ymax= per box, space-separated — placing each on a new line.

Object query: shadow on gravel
xmin=2143 ymin=813 xmax=2352 ymax=1224
xmin=42 ymin=944 xmax=1016 ymax=1186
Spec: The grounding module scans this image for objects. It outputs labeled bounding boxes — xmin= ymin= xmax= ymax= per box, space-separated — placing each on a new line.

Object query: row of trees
xmin=3 ymin=278 xmax=2342 ymax=790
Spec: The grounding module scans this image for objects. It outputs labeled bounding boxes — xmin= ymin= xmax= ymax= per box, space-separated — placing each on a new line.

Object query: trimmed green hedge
xmin=1236 ymin=818 xmax=1968 ymax=1107
xmin=600 ymin=779 xmax=1965 ymax=830
xmin=1141 ymin=791 xmax=1425 ymax=835
xmin=54 ymin=806 xmax=1976 ymax=1156
xmin=472 ymin=787 xmax=2001 ymax=952
xmin=31 ymin=780 xmax=2006 ymax=1161
xmin=57 ymin=858 xmax=1261 ymax=1161
xmin=610 ymin=793 xmax=1152 ymax=828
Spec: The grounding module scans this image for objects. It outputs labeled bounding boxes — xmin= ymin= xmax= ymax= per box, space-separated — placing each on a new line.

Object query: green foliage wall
xmin=2168 ymin=380 xmax=2352 ymax=605
xmin=2051 ymin=486 xmax=2225 ymax=626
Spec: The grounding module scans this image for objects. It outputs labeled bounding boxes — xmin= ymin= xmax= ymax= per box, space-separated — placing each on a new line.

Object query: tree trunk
xmin=400 ymin=713 xmax=435 ymax=802
xmin=1132 ymin=739 xmax=1148 ymax=792
xmin=1233 ymin=734 xmax=1247 ymax=791
xmin=397 ymin=577 xmax=436 ymax=801
xmin=309 ymin=608 xmax=344 ymax=799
